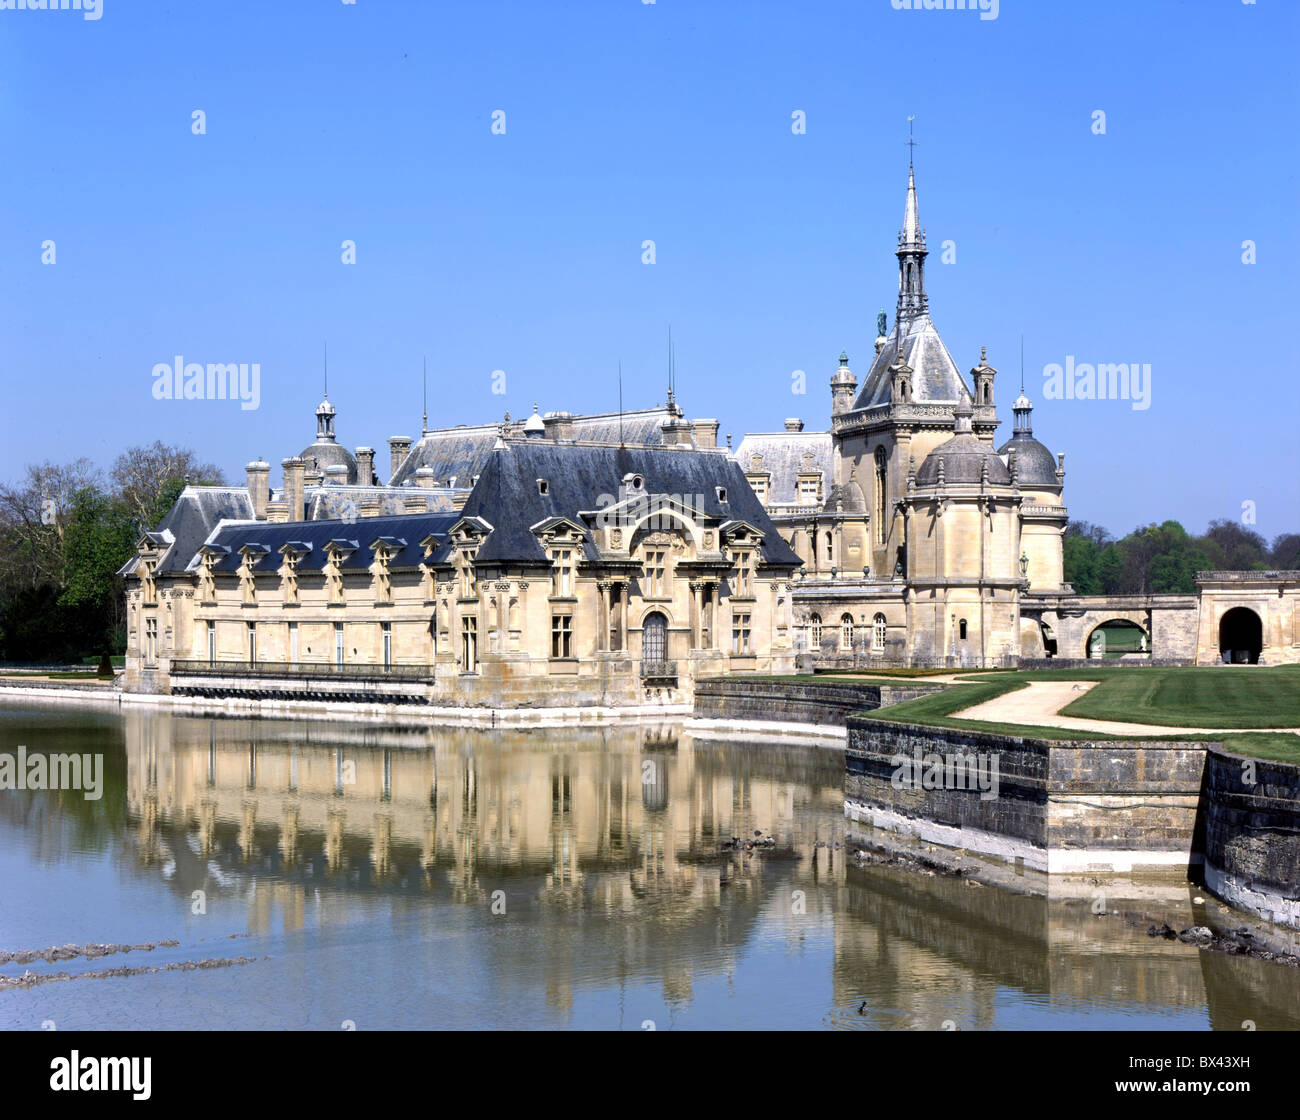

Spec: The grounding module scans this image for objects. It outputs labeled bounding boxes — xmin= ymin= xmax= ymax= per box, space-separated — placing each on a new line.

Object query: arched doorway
xmin=1219 ymin=607 xmax=1262 ymax=664
xmin=1085 ymin=620 xmax=1149 ymax=659
xmin=642 ymin=611 xmax=668 ymax=663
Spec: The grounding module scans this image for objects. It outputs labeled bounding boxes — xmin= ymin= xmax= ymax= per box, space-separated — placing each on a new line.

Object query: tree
xmin=111 ymin=441 xmax=224 ymax=529
xmin=1270 ymin=533 xmax=1300 ymax=570
xmin=1202 ymin=519 xmax=1268 ymax=571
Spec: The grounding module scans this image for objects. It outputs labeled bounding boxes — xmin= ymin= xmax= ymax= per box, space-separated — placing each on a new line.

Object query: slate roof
xmin=117 ymin=486 xmax=256 ymax=575
xmin=388 ymin=406 xmax=688 ymax=487
xmin=305 ymin=485 xmax=457 ymax=520
xmin=998 ymin=433 xmax=1059 ymax=487
xmin=853 ymin=316 xmax=973 ymax=410
xmin=915 ymin=434 xmax=1012 ymax=487
xmin=733 ymin=431 xmax=833 ymax=507
xmin=198 ymin=512 xmax=460 ymax=573
xmin=461 ymin=440 xmax=801 ymax=568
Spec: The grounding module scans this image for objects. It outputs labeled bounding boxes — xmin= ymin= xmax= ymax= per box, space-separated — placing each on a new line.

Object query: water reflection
xmin=1 ymin=701 xmax=1298 ymax=1030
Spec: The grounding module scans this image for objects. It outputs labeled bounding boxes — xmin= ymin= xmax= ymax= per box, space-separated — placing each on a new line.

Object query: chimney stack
xmin=355 ymin=446 xmax=375 ymax=486
xmin=784 ymin=418 xmax=805 ymax=433
xmin=281 ymin=457 xmax=305 ymax=523
xmin=246 ymin=458 xmax=270 ymax=519
xmin=388 ymin=436 xmax=413 ymax=478
xmin=542 ymin=411 xmax=574 ymax=441
xmin=690 ymin=420 xmax=719 ymax=449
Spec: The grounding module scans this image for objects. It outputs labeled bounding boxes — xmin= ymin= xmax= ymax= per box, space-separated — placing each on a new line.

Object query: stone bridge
xmin=1020 ymin=593 xmax=1199 ymax=661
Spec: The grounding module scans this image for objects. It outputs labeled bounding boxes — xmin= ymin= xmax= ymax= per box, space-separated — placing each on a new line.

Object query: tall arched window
xmin=642 ymin=611 xmax=668 ymax=663
xmin=840 ymin=614 xmax=854 ymax=651
xmin=874 ymin=446 xmax=888 ymax=544
xmin=809 ymin=613 xmax=822 ymax=648
xmin=872 ymin=613 xmax=887 ymax=652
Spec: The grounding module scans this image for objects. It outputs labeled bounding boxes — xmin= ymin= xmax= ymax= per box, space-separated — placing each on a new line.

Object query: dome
xmin=523 ymin=403 xmax=546 ymax=436
xmin=998 ymin=434 xmax=1059 ymax=487
xmin=300 ymin=440 xmax=358 ymax=484
xmin=915 ymin=433 xmax=1011 ymax=487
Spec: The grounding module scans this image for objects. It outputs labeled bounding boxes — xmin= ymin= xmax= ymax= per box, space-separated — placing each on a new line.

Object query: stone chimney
xmin=281 ymin=457 xmax=305 ymax=523
xmin=388 ymin=436 xmax=413 ymax=478
xmin=355 ymin=446 xmax=375 ymax=486
xmin=325 ymin=464 xmax=348 ymax=486
xmin=360 ymin=496 xmax=382 ymax=518
xmin=415 ymin=466 xmax=436 ymax=488
xmin=246 ymin=458 xmax=270 ymax=519
xmin=784 ymin=418 xmax=805 ymax=433
xmin=542 ymin=411 xmax=574 ymax=441
xmin=404 ymin=495 xmax=429 ymax=514
xmin=690 ymin=419 xmax=719 ymax=448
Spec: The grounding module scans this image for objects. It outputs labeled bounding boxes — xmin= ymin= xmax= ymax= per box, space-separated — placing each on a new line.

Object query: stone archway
xmin=1218 ymin=607 xmax=1262 ymax=664
xmin=1085 ymin=619 xmax=1149 ymax=659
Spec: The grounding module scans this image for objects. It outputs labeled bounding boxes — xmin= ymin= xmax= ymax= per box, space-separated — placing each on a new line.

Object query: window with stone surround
xmin=551 ymin=614 xmax=573 ymax=659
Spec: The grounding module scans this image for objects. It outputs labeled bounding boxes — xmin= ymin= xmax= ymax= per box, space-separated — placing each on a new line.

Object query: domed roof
xmin=998 ymin=433 xmax=1058 ymax=487
xmin=915 ymin=434 xmax=1011 ymax=487
xmin=300 ymin=439 xmax=358 ymax=484
xmin=523 ymin=403 xmax=546 ymax=435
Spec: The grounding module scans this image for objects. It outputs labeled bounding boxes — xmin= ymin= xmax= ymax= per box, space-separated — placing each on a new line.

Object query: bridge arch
xmin=1218 ymin=607 xmax=1262 ymax=664
xmin=1084 ymin=618 xmax=1149 ymax=660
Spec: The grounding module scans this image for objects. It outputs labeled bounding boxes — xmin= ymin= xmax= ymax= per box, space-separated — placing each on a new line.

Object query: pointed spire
xmin=1013 ymin=335 xmax=1034 ymax=435
xmin=903 ymin=163 xmax=921 ymax=244
xmin=895 ymin=118 xmax=929 ymax=325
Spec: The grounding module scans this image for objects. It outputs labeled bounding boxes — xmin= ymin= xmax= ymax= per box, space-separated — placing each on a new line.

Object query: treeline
xmin=0 ymin=443 xmax=224 ymax=662
xmin=1064 ymin=519 xmax=1300 ymax=596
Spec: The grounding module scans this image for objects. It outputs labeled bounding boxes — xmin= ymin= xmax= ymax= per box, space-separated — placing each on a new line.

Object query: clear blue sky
xmin=2 ymin=0 xmax=1296 ymax=539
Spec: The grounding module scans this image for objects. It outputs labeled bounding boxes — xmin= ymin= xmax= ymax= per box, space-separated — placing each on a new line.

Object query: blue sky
xmin=1 ymin=0 xmax=1296 ymax=539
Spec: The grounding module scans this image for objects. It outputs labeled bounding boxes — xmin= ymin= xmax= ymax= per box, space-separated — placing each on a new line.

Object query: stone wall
xmin=844 ymin=719 xmax=1208 ymax=873
xmin=1016 ymin=657 xmax=1192 ymax=671
xmin=693 ymin=678 xmax=945 ymax=728
xmin=1202 ymin=747 xmax=1300 ymax=928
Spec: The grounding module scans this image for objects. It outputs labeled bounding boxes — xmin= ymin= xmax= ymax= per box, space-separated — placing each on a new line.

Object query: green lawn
xmin=860 ymin=666 xmax=1300 ymax=763
xmin=1057 ymin=665 xmax=1300 ymax=729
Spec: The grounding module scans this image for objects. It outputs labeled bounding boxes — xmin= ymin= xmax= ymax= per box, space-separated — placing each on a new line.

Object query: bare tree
xmin=110 ymin=441 xmax=225 ymax=526
xmin=0 ymin=458 xmax=102 ymax=590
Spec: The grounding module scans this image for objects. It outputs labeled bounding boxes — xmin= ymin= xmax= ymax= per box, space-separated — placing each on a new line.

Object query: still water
xmin=1 ymin=699 xmax=1297 ymax=1031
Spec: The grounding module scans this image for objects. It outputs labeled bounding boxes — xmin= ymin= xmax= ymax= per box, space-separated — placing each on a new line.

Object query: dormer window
xmin=716 ymin=486 xmax=728 ymax=503
xmin=537 ymin=479 xmax=549 ymax=496
xmin=551 ymin=548 xmax=574 ymax=597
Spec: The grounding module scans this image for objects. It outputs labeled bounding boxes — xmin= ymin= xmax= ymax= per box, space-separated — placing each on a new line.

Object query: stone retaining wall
xmin=1202 ymin=747 xmax=1300 ymax=928
xmin=844 ymin=718 xmax=1209 ymax=874
xmin=693 ymin=679 xmax=945 ymax=728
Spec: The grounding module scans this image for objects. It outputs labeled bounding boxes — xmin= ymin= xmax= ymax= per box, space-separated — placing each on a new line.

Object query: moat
xmin=2 ymin=698 xmax=1297 ymax=1031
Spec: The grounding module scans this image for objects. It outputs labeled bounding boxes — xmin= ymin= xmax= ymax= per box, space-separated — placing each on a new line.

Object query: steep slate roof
xmin=198 ymin=512 xmax=461 ymax=573
xmin=388 ymin=406 xmax=686 ymax=487
xmin=118 ymin=486 xmax=256 ymax=575
xmin=461 ymin=441 xmax=802 ymax=568
xmin=733 ymin=430 xmax=833 ymax=506
xmin=305 ymin=485 xmax=458 ymax=520
xmin=852 ymin=317 xmax=973 ymax=410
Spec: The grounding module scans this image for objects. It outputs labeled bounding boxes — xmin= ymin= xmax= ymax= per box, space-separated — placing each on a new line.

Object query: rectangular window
xmin=247 ymin=621 xmax=257 ymax=664
xmin=551 ymin=614 xmax=572 ymax=658
xmin=288 ymin=621 xmax=299 ymax=662
xmin=645 ymin=550 xmax=667 ymax=597
xmin=382 ymin=621 xmax=392 ymax=668
xmin=461 ymin=615 xmax=478 ymax=672
xmin=732 ymin=551 xmax=752 ymax=598
xmin=552 ymin=549 xmax=573 ymax=597
xmin=207 ymin=621 xmax=216 ymax=665
xmin=334 ymin=621 xmax=344 ymax=667
xmin=798 ymin=478 xmax=818 ymax=504
xmin=144 ymin=617 xmax=158 ymax=662
xmin=731 ymin=612 xmax=751 ymax=655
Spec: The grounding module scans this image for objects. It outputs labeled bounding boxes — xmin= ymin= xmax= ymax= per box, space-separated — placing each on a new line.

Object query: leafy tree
xmin=1268 ymin=533 xmax=1300 ymax=570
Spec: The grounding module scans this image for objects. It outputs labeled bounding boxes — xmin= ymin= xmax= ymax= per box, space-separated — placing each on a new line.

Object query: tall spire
xmin=896 ymin=117 xmax=928 ymax=328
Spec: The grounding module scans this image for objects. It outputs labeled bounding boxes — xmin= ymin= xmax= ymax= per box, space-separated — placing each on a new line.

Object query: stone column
xmin=688 ymin=581 xmax=700 ymax=649
xmin=597 ymin=580 xmax=611 ymax=652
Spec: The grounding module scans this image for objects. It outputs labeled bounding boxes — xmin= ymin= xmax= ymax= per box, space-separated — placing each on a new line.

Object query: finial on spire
xmin=422 ymin=355 xmax=428 ymax=435
xmin=906 ymin=115 xmax=918 ymax=169
xmin=323 ymin=341 xmax=328 ymax=399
